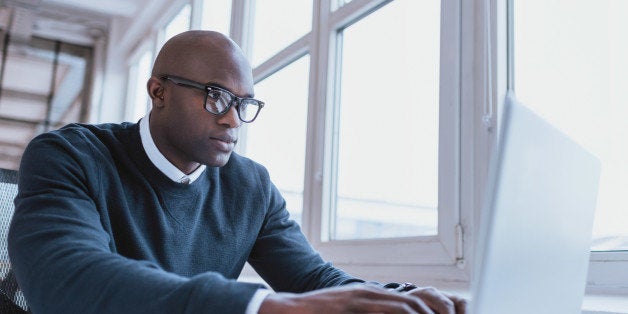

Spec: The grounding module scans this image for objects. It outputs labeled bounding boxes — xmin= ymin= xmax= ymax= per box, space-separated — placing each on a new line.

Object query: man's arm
xmin=258 ymin=284 xmax=447 ymax=314
xmin=8 ymin=132 xmax=264 ymax=313
xmin=247 ymin=168 xmax=362 ymax=292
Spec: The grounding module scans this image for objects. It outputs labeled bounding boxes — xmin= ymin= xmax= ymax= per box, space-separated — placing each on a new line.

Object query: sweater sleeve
xmin=247 ymin=165 xmax=364 ymax=293
xmin=8 ymin=131 xmax=265 ymax=314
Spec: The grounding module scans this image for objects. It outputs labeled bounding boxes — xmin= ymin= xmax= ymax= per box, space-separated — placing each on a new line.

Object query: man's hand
xmin=405 ymin=286 xmax=468 ymax=314
xmin=258 ymin=284 xmax=467 ymax=314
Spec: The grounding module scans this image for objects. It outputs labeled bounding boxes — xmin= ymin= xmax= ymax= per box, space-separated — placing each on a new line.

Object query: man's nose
xmin=217 ymin=105 xmax=242 ymax=128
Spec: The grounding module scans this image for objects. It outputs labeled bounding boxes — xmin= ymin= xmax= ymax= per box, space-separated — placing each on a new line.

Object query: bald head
xmin=145 ymin=31 xmax=256 ymax=171
xmin=152 ymin=30 xmax=253 ymax=88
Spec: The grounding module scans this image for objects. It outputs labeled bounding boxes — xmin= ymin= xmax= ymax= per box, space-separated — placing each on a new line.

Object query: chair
xmin=0 ymin=168 xmax=29 ymax=313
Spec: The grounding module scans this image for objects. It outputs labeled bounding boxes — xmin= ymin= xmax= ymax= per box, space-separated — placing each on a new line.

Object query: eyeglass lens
xmin=237 ymin=100 xmax=260 ymax=122
xmin=205 ymin=90 xmax=260 ymax=122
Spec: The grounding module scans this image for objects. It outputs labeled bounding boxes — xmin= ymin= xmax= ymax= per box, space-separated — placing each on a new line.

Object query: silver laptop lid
xmin=472 ymin=93 xmax=601 ymax=314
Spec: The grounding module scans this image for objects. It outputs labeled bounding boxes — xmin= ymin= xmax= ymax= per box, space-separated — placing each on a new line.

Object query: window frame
xmin=313 ymin=0 xmax=463 ymax=270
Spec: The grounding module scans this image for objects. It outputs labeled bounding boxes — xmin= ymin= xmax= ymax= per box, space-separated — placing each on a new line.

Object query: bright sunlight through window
xmin=513 ymin=0 xmax=628 ymax=251
xmin=333 ymin=0 xmax=441 ymax=240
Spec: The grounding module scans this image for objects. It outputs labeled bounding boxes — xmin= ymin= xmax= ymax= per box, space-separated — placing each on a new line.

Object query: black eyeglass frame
xmin=159 ymin=74 xmax=264 ymax=123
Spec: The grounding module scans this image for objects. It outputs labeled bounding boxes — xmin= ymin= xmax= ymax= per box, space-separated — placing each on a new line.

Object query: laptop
xmin=471 ymin=93 xmax=601 ymax=314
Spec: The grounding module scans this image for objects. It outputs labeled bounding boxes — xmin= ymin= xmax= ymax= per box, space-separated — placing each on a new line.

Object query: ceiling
xmin=0 ymin=0 xmax=146 ymax=170
xmin=2 ymin=0 xmax=146 ymax=44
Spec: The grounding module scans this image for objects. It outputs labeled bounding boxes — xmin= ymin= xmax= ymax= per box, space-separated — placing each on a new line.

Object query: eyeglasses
xmin=160 ymin=75 xmax=264 ymax=123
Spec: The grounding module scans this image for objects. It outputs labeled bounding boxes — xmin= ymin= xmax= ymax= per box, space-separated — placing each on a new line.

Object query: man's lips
xmin=209 ymin=136 xmax=237 ymax=152
xmin=210 ymin=136 xmax=237 ymax=144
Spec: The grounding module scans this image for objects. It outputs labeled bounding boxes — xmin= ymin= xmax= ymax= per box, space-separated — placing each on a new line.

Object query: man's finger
xmin=443 ymin=292 xmax=469 ymax=314
xmin=349 ymin=299 xmax=432 ymax=314
xmin=352 ymin=286 xmax=436 ymax=314
xmin=406 ymin=286 xmax=456 ymax=314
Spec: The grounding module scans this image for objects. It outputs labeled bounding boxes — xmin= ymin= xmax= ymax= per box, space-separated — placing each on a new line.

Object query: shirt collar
xmin=139 ymin=113 xmax=206 ymax=184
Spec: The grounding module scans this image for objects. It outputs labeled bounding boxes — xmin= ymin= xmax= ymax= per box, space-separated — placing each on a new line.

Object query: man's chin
xmin=203 ymin=152 xmax=233 ymax=167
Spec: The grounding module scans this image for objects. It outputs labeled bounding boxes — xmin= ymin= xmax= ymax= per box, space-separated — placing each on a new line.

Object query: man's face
xmin=154 ymin=50 xmax=255 ymax=170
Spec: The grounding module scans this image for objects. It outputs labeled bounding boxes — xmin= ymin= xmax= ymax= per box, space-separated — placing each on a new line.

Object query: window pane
xmin=245 ymin=56 xmax=310 ymax=224
xmin=201 ymin=0 xmax=231 ymax=35
xmin=513 ymin=0 xmax=628 ymax=251
xmin=251 ymin=0 xmax=312 ymax=66
xmin=333 ymin=0 xmax=440 ymax=240
xmin=129 ymin=50 xmax=153 ymax=122
xmin=164 ymin=4 xmax=191 ymax=42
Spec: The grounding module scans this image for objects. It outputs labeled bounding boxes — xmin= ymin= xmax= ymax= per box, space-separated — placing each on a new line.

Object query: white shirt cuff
xmin=245 ymin=289 xmax=273 ymax=314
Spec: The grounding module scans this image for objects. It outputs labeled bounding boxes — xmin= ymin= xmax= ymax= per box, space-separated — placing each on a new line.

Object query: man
xmin=9 ymin=30 xmax=466 ymax=313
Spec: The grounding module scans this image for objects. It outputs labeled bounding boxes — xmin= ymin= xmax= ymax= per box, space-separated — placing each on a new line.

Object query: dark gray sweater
xmin=8 ymin=122 xmax=361 ymax=314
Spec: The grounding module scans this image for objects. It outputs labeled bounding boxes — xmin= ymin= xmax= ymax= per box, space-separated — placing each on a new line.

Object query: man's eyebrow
xmin=205 ymin=81 xmax=254 ymax=98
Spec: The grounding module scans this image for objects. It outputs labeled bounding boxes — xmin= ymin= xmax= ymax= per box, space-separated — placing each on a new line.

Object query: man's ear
xmin=147 ymin=77 xmax=165 ymax=107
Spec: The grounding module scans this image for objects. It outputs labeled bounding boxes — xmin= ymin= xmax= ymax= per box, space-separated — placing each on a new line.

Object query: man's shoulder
xmin=31 ymin=122 xmax=136 ymax=146
xmin=54 ymin=122 xmax=136 ymax=137
xmin=20 ymin=121 xmax=142 ymax=187
xmin=24 ymin=122 xmax=139 ymax=165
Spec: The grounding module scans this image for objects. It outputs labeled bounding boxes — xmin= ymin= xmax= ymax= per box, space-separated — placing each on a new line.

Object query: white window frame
xmin=312 ymin=0 xmax=464 ymax=282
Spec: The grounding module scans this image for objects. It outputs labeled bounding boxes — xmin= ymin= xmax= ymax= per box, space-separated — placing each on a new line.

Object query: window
xmin=164 ymin=4 xmax=191 ymax=43
xmin=238 ymin=0 xmax=463 ymax=281
xmin=250 ymin=0 xmax=312 ymax=66
xmin=200 ymin=0 xmax=232 ymax=35
xmin=125 ymin=49 xmax=153 ymax=122
xmin=245 ymin=56 xmax=311 ymax=225
xmin=332 ymin=0 xmax=440 ymax=240
xmin=508 ymin=0 xmax=628 ymax=292
xmin=511 ymin=0 xmax=628 ymax=252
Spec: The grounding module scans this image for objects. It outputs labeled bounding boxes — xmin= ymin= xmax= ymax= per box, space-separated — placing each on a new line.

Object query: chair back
xmin=0 ymin=168 xmax=29 ymax=313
